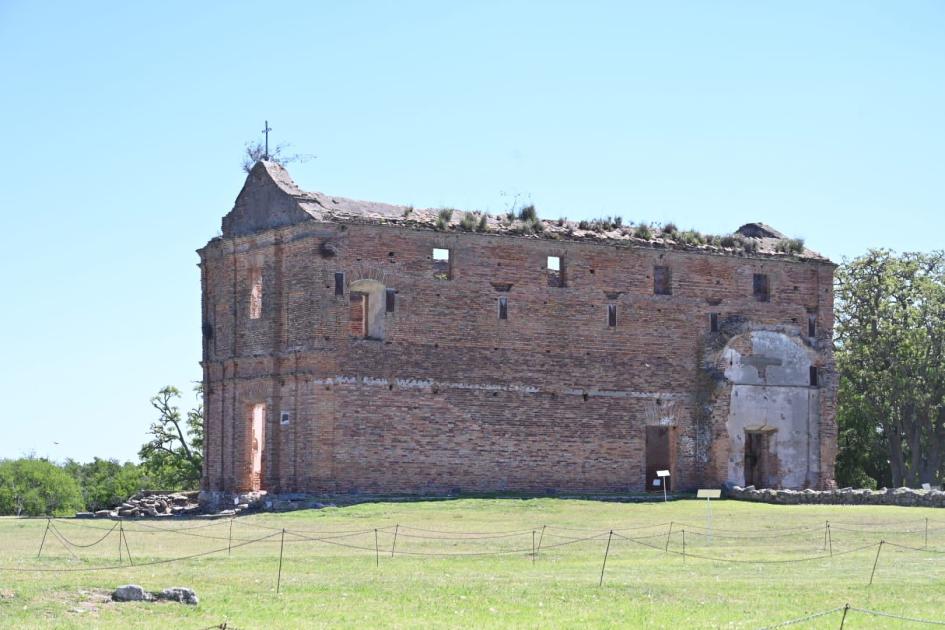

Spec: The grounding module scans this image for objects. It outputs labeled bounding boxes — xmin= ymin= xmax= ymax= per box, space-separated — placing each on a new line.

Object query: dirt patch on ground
xmin=52 ymin=588 xmax=112 ymax=617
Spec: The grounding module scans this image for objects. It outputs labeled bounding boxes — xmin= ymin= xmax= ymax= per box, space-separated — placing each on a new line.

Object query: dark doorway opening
xmin=645 ymin=425 xmax=675 ymax=492
xmin=744 ymin=430 xmax=774 ymax=488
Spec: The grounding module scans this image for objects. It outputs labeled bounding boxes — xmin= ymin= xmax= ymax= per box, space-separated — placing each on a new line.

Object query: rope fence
xmin=22 ymin=516 xmax=945 ymax=562
xmin=759 ymin=603 xmax=945 ymax=628
xmin=8 ymin=515 xmax=945 ymax=607
xmin=7 ymin=516 xmax=945 ymax=627
xmin=43 ymin=514 xmax=945 ymax=534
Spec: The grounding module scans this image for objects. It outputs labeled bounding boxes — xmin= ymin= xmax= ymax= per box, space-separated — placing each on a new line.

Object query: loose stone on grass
xmin=111 ymin=585 xmax=198 ymax=605
xmin=111 ymin=585 xmax=153 ymax=602
xmin=158 ymin=587 xmax=199 ymax=605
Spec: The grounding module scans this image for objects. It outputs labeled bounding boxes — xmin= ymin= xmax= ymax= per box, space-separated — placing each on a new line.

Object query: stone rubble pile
xmin=76 ymin=491 xmax=201 ymax=519
xmin=727 ymin=484 xmax=945 ymax=507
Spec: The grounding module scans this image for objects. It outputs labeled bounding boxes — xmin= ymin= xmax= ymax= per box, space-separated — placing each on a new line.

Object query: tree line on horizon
xmin=0 ymin=387 xmax=203 ymax=517
xmin=2 ymin=249 xmax=943 ymax=516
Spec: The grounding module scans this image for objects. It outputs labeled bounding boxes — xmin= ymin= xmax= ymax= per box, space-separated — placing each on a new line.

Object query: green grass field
xmin=2 ymin=499 xmax=945 ymax=628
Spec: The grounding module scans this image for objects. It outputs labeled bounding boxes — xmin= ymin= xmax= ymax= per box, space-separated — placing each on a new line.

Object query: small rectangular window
xmin=385 ymin=288 xmax=396 ymax=313
xmin=710 ymin=313 xmax=719 ymax=332
xmin=654 ymin=266 xmax=671 ymax=295
xmin=498 ymin=296 xmax=508 ymax=320
xmin=753 ymin=273 xmax=770 ymax=302
xmin=608 ymin=304 xmax=617 ymax=327
xmin=809 ymin=366 xmax=818 ymax=387
xmin=249 ymin=268 xmax=262 ymax=319
xmin=808 ymin=313 xmax=816 ymax=337
xmin=547 ymin=256 xmax=564 ymax=287
xmin=334 ymin=272 xmax=345 ymax=296
xmin=280 ymin=412 xmax=290 ymax=425
xmin=433 ymin=248 xmax=451 ymax=280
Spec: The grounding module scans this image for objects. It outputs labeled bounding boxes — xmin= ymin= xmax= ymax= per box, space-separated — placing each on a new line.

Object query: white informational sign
xmin=656 ymin=470 xmax=670 ymax=501
xmin=697 ymin=489 xmax=722 ymax=499
xmin=922 ymin=483 xmax=932 ymax=491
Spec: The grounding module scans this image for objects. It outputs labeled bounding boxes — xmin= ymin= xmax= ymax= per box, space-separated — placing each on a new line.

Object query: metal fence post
xmin=598 ymin=530 xmax=613 ymax=587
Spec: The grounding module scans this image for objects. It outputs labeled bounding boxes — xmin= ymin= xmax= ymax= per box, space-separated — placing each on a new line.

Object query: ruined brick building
xmin=198 ymin=161 xmax=836 ymax=499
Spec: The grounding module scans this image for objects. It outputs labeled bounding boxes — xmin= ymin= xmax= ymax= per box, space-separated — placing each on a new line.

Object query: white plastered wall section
xmin=722 ymin=330 xmax=821 ymax=489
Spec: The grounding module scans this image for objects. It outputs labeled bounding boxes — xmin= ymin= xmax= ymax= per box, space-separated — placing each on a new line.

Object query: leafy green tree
xmin=835 ymin=250 xmax=945 ymax=487
xmin=138 ymin=385 xmax=203 ymax=490
xmin=835 ymin=378 xmax=889 ymax=489
xmin=0 ymin=458 xmax=85 ymax=516
xmin=63 ymin=458 xmax=149 ymax=511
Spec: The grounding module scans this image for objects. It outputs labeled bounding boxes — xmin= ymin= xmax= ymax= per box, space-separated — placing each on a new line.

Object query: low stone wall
xmin=197 ymin=490 xmax=270 ymax=515
xmin=727 ymin=485 xmax=945 ymax=507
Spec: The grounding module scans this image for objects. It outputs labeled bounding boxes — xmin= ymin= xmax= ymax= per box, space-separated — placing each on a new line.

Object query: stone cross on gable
xmin=743 ymin=354 xmax=783 ymax=379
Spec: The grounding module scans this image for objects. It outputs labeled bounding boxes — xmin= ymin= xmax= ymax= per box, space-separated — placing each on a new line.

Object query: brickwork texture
xmin=198 ymin=162 xmax=837 ymax=496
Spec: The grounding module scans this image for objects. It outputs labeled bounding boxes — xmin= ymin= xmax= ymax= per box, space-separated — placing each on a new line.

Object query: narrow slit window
xmin=385 ymin=288 xmax=396 ymax=313
xmin=808 ymin=313 xmax=817 ymax=337
xmin=334 ymin=272 xmax=345 ymax=296
xmin=654 ymin=266 xmax=671 ymax=295
xmin=710 ymin=313 xmax=719 ymax=332
xmin=249 ymin=268 xmax=262 ymax=319
xmin=608 ymin=304 xmax=617 ymax=327
xmin=498 ymin=296 xmax=508 ymax=320
xmin=753 ymin=273 xmax=770 ymax=302
xmin=433 ymin=248 xmax=451 ymax=280
xmin=280 ymin=411 xmax=290 ymax=425
xmin=547 ymin=256 xmax=564 ymax=287
xmin=809 ymin=366 xmax=819 ymax=387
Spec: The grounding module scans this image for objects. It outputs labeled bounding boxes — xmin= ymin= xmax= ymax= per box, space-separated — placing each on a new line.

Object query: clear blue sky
xmin=1 ymin=2 xmax=942 ymax=463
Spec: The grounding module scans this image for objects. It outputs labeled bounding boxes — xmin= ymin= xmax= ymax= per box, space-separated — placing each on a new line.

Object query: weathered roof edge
xmin=218 ymin=160 xmax=830 ymax=263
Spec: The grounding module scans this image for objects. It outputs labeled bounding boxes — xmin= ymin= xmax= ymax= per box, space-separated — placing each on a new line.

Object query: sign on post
xmin=657 ymin=470 xmax=670 ymax=502
xmin=697 ymin=489 xmax=722 ymax=544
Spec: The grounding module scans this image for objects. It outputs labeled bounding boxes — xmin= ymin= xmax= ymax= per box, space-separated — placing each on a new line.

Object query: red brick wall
xmin=198 ymin=221 xmax=836 ymax=494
